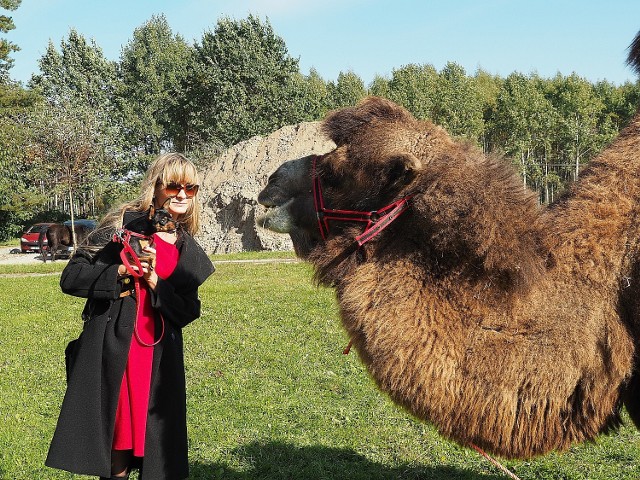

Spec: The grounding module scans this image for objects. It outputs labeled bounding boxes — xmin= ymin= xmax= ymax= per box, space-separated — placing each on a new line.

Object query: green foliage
xmin=284 ymin=68 xmax=331 ymax=122
xmin=6 ymin=12 xmax=640 ymax=225
xmin=547 ymin=74 xmax=616 ymax=175
xmin=384 ymin=64 xmax=438 ymax=120
xmin=0 ymin=0 xmax=20 ymax=82
xmin=1 ymin=258 xmax=639 ymax=479
xmin=23 ymin=100 xmax=123 ymax=228
xmin=432 ymin=62 xmax=485 ymax=139
xmin=25 ymin=30 xmax=135 ymax=221
xmin=30 ymin=29 xmax=117 ymax=113
xmin=117 ymin=14 xmax=193 ymax=154
xmin=187 ymin=15 xmax=304 ymax=147
xmin=327 ymin=71 xmax=368 ymax=109
xmin=0 ymin=81 xmax=41 ymax=240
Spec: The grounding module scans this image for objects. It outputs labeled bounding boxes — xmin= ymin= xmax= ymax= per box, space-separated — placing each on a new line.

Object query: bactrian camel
xmin=256 ymin=34 xmax=640 ymax=459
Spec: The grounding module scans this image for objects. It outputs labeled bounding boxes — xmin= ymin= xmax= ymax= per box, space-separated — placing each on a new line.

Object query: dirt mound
xmin=196 ymin=122 xmax=334 ymax=253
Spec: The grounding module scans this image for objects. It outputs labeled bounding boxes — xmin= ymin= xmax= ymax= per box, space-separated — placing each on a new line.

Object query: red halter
xmin=311 ymin=155 xmax=412 ymax=247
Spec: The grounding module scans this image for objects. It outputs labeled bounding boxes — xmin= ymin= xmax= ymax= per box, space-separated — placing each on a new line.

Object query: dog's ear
xmin=162 ymin=197 xmax=172 ymax=209
xmin=147 ymin=203 xmax=156 ymax=220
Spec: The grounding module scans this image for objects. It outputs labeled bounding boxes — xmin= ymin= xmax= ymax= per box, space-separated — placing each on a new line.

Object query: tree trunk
xmin=68 ymin=187 xmax=77 ymax=255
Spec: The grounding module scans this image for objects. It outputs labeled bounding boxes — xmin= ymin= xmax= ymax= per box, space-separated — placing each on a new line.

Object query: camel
xmin=256 ymin=37 xmax=640 ymax=460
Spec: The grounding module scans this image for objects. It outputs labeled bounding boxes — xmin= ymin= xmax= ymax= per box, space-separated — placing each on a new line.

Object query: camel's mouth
xmin=256 ymin=199 xmax=294 ymax=233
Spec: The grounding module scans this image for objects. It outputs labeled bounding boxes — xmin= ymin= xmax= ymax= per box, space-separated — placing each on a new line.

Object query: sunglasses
xmin=162 ymin=181 xmax=200 ymax=198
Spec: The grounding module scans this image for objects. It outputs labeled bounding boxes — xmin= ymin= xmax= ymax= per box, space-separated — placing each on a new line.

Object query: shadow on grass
xmin=189 ymin=441 xmax=506 ymax=480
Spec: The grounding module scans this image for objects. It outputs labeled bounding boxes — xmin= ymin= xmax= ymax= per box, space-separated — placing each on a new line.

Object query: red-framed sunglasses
xmin=161 ymin=181 xmax=200 ymax=198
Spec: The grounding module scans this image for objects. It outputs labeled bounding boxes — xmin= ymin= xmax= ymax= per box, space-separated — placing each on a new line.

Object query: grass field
xmin=0 ymin=253 xmax=639 ymax=479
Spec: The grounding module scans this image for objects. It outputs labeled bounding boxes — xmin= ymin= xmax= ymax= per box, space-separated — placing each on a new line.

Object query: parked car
xmin=20 ymin=222 xmax=53 ymax=253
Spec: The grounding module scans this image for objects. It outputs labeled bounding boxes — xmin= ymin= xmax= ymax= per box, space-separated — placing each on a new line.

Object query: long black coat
xmin=46 ymin=212 xmax=214 ymax=479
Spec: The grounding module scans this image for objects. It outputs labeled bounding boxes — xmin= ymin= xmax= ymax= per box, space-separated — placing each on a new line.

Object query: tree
xmin=283 ymin=68 xmax=330 ymax=122
xmin=0 ymin=0 xmax=20 ymax=82
xmin=117 ymin=14 xmax=193 ymax=154
xmin=473 ymin=69 xmax=502 ymax=152
xmin=25 ymin=101 xmax=120 ymax=245
xmin=30 ymin=29 xmax=117 ymax=113
xmin=0 ymin=81 xmax=41 ymax=239
xmin=28 ymin=29 xmax=133 ymax=219
xmin=432 ymin=62 xmax=484 ymax=141
xmin=326 ymin=71 xmax=367 ymax=109
xmin=547 ymin=73 xmax=612 ymax=181
xmin=385 ymin=63 xmax=438 ymax=120
xmin=187 ymin=15 xmax=303 ymax=147
xmin=369 ymin=74 xmax=392 ymax=99
xmin=487 ymin=73 xmax=558 ymax=201
xmin=593 ymin=79 xmax=638 ymax=133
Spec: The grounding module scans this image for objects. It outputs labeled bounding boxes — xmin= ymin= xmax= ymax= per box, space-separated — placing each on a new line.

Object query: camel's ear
xmin=385 ymin=152 xmax=422 ymax=188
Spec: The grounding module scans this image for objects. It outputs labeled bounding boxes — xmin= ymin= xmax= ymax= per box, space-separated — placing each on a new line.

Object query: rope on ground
xmin=470 ymin=443 xmax=522 ymax=480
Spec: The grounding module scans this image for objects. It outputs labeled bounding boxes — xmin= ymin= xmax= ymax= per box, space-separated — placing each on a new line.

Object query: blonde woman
xmin=46 ymin=153 xmax=214 ymax=480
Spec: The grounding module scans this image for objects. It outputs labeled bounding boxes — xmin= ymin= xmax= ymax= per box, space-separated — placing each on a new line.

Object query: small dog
xmin=119 ymin=202 xmax=178 ymax=270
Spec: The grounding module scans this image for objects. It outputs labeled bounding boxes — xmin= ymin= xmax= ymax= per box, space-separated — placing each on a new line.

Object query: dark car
xmin=64 ymin=219 xmax=98 ymax=230
xmin=20 ymin=222 xmax=53 ymax=253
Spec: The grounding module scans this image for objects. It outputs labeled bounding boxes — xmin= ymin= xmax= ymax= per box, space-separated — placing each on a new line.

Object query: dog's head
xmin=148 ymin=200 xmax=178 ymax=233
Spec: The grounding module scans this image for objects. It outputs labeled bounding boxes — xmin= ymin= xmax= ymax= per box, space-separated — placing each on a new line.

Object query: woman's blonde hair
xmin=98 ymin=153 xmax=202 ymax=237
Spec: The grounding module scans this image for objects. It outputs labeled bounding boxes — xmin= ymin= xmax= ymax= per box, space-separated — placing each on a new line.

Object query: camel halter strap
xmin=112 ymin=228 xmax=165 ymax=347
xmin=470 ymin=444 xmax=522 ymax=479
xmin=311 ymin=155 xmax=412 ymax=247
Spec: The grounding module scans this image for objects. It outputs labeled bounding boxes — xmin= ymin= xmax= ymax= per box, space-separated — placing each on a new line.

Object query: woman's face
xmin=154 ymin=180 xmax=199 ymax=220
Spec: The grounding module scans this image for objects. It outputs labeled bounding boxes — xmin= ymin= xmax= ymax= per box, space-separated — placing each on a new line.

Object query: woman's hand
xmin=118 ymin=245 xmax=158 ymax=289
xmin=140 ymin=245 xmax=158 ymax=290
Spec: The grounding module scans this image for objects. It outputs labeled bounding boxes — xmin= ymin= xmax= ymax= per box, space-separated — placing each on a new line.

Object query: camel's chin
xmin=256 ymin=200 xmax=294 ymax=233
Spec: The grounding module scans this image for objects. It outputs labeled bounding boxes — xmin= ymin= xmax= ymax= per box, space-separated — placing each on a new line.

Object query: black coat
xmin=46 ymin=212 xmax=214 ymax=479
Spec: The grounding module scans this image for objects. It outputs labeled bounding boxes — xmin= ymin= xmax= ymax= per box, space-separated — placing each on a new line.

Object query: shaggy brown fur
xmin=257 ymin=36 xmax=640 ymax=459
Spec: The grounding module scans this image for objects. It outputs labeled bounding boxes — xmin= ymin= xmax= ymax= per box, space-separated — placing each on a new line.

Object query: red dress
xmin=112 ymin=234 xmax=179 ymax=456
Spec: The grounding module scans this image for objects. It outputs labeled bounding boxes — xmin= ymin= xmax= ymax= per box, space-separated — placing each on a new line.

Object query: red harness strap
xmin=113 ymin=229 xmax=149 ymax=278
xmin=312 ymin=155 xmax=412 ymax=247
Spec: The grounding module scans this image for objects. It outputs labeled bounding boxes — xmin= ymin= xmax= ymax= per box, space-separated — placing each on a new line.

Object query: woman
xmin=46 ymin=153 xmax=215 ymax=479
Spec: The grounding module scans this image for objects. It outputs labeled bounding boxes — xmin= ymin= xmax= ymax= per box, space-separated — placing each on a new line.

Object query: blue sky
xmin=7 ymin=0 xmax=640 ymax=86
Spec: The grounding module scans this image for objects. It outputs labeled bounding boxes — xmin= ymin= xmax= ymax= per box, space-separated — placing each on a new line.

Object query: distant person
xmin=46 ymin=153 xmax=214 ymax=480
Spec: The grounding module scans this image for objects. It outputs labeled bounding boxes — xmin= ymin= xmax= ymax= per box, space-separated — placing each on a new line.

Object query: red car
xmin=20 ymin=222 xmax=53 ymax=253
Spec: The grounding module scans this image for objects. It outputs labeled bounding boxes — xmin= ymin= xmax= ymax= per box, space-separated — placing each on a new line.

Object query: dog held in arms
xmin=88 ymin=200 xmax=177 ymax=277
xmin=114 ymin=202 xmax=178 ymax=274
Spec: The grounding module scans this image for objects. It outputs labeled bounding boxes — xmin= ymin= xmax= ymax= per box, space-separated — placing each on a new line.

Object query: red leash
xmin=113 ymin=229 xmax=149 ymax=277
xmin=113 ymin=228 xmax=164 ymax=347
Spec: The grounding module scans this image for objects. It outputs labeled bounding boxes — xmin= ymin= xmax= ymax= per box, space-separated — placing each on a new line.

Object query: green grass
xmin=1 ymin=254 xmax=639 ymax=479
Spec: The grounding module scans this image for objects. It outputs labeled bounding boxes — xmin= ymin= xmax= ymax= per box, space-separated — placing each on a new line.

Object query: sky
xmin=6 ymin=0 xmax=640 ymax=87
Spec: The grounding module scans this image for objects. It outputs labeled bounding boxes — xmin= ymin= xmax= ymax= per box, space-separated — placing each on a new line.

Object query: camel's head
xmin=257 ymin=97 xmax=431 ymax=258
xmin=259 ymin=96 xmax=545 ymax=291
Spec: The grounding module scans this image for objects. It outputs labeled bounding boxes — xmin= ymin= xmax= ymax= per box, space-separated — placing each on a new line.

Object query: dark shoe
xmin=99 ymin=475 xmax=130 ymax=480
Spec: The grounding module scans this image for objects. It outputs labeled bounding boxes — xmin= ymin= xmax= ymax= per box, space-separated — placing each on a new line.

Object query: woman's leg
xmin=111 ymin=449 xmax=132 ymax=478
